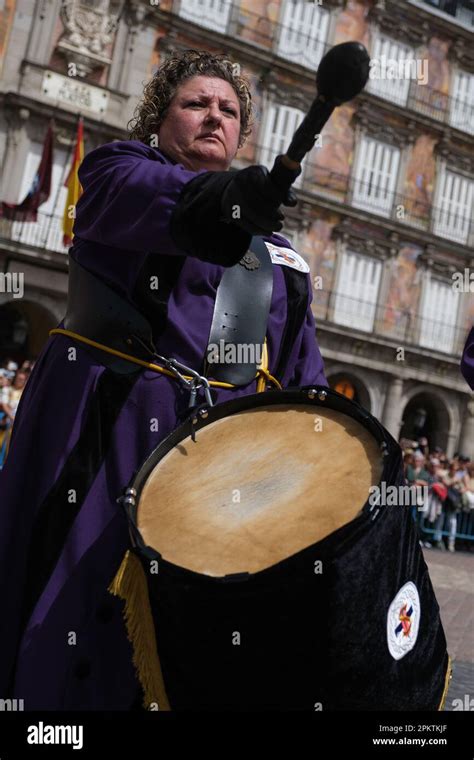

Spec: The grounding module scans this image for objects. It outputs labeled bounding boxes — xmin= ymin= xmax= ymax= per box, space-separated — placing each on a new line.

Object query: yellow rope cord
xmin=49 ymin=328 xmax=282 ymax=391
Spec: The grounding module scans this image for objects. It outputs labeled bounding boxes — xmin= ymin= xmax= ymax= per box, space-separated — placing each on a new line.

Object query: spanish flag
xmin=62 ymin=115 xmax=84 ymax=247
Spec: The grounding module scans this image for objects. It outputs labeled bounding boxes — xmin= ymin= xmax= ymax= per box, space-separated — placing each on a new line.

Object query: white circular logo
xmin=387 ymin=581 xmax=420 ymax=661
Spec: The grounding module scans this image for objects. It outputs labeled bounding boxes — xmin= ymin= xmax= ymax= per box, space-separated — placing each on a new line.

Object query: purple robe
xmin=0 ymin=140 xmax=328 ymax=709
xmin=461 ymin=326 xmax=474 ymax=390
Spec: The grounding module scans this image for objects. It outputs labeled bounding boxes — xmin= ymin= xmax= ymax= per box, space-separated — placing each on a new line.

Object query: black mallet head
xmin=316 ymin=41 xmax=371 ymax=105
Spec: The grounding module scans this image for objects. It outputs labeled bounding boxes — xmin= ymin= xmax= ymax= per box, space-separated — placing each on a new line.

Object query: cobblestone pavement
xmin=423 ymin=546 xmax=474 ymax=711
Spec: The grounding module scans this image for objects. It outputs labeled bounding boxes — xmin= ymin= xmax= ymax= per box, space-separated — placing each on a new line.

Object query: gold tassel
xmin=108 ymin=550 xmax=171 ymax=711
xmin=438 ymin=654 xmax=452 ymax=711
xmin=256 ymin=337 xmax=269 ymax=393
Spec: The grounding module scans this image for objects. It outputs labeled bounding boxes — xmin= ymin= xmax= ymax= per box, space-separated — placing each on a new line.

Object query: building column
xmin=458 ymin=399 xmax=474 ymax=460
xmin=382 ymin=376 xmax=404 ymax=440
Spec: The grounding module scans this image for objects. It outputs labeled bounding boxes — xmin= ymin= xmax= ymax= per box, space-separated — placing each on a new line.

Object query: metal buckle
xmin=128 ymin=332 xmax=214 ymax=409
xmin=166 ymin=358 xmax=214 ymax=408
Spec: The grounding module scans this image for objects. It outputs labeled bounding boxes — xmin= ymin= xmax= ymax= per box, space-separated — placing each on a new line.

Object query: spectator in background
xmin=0 ymin=369 xmax=29 ymax=469
xmin=434 ymin=460 xmax=466 ymax=552
xmin=1 ymin=358 xmax=18 ymax=374
xmin=403 ymin=450 xmax=415 ymax=480
xmin=438 ymin=455 xmax=449 ymax=474
xmin=417 ymin=436 xmax=429 ymax=458
xmin=0 ymin=369 xmax=14 ymax=469
xmin=406 ymin=450 xmax=430 ymax=488
xmin=406 ymin=449 xmax=430 ymax=519
xmin=464 ymin=463 xmax=474 ymax=511
xmin=20 ymin=359 xmax=35 ymax=373
xmin=423 ymin=458 xmax=447 ymax=549
xmin=457 ymin=455 xmax=470 ymax=481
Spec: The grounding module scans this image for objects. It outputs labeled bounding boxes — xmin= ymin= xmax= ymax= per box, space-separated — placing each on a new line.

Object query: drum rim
xmin=122 ymin=386 xmax=402 ymax=545
xmin=132 ymin=386 xmax=397 ymax=489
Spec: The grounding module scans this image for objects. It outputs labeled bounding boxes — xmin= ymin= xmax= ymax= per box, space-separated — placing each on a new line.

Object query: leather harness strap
xmin=62 ymin=240 xmax=308 ymax=387
xmin=202 ymin=236 xmax=274 ymax=385
xmin=64 ymin=254 xmax=155 ymax=375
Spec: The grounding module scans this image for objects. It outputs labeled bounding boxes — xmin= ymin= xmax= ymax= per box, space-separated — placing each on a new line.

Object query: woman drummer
xmin=0 ymin=49 xmax=328 ymax=710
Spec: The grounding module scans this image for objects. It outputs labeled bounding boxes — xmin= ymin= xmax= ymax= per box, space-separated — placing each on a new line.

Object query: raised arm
xmin=73 ymin=140 xmax=251 ymax=265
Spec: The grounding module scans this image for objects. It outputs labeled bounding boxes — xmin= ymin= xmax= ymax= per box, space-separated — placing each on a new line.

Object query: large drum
xmin=119 ymin=386 xmax=450 ymax=711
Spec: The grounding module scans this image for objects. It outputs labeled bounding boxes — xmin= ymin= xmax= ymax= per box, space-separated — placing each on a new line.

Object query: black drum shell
xmin=126 ymin=387 xmax=448 ymax=711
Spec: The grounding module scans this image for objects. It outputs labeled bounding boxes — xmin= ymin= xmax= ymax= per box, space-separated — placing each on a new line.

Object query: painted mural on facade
xmin=334 ymin=0 xmax=370 ymax=48
xmin=402 ymin=134 xmax=437 ymax=228
xmin=239 ymin=0 xmax=279 ymax=50
xmin=237 ymin=69 xmax=262 ymax=165
xmin=300 ymin=214 xmax=339 ymax=320
xmin=306 ymin=103 xmax=355 ymax=197
xmin=382 ymin=244 xmax=423 ymax=338
xmin=462 ymin=286 xmax=474 ymax=331
xmin=412 ymin=36 xmax=451 ymax=118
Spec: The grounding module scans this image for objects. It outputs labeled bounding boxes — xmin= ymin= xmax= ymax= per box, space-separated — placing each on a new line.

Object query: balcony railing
xmin=237 ymin=141 xmax=474 ymax=246
xmin=315 ymin=288 xmax=468 ymax=357
xmin=414 ymin=0 xmax=474 ymax=27
xmin=0 ymin=212 xmax=69 ymax=255
xmin=367 ymin=78 xmax=474 ymax=136
xmin=178 ymin=0 xmax=232 ymax=34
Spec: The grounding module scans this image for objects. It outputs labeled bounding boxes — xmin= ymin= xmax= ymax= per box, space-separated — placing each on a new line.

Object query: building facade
xmin=0 ymin=0 xmax=473 ymax=456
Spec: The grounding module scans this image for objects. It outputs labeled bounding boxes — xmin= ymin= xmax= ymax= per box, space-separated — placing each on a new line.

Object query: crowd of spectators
xmin=401 ymin=436 xmax=474 ymax=552
xmin=0 ymin=357 xmax=34 ymax=469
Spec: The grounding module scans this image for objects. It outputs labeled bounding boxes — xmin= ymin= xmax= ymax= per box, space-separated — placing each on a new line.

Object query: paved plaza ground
xmin=423 ymin=546 xmax=474 ymax=711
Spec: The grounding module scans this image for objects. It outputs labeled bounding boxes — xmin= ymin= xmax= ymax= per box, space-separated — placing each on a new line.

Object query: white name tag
xmin=265 ymin=242 xmax=310 ymax=273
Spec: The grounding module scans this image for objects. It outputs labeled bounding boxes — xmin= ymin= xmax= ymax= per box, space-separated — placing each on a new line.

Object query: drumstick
xmin=269 ymin=41 xmax=371 ymax=186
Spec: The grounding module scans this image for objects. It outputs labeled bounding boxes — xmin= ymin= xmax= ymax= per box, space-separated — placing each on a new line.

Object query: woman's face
xmin=158 ymin=75 xmax=242 ymax=172
xmin=13 ymin=371 xmax=27 ymax=388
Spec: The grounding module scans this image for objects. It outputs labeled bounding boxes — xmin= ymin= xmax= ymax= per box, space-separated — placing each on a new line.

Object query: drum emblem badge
xmin=396 ymin=603 xmax=413 ymax=637
xmin=387 ymin=581 xmax=420 ymax=660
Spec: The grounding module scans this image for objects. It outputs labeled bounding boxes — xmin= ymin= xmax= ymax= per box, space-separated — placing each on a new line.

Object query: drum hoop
xmin=123 ymin=385 xmax=401 ymax=525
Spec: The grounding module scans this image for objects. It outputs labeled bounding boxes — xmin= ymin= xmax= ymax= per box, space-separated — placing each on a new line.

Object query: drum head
xmin=137 ymin=404 xmax=383 ymax=576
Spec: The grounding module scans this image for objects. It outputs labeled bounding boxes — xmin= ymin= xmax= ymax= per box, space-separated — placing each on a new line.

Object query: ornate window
xmin=411 ymin=0 xmax=474 ymax=29
xmin=367 ymin=32 xmax=416 ymax=106
xmin=259 ymin=103 xmax=307 ymax=188
xmin=178 ymin=0 xmax=232 ymax=34
xmin=449 ymin=69 xmax=474 ymax=135
xmin=352 ymin=135 xmax=401 ymax=218
xmin=432 ymin=164 xmax=473 ymax=244
xmin=333 ymin=250 xmax=383 ymax=332
xmin=277 ymin=0 xmax=330 ymax=70
xmin=419 ymin=274 xmax=460 ymax=353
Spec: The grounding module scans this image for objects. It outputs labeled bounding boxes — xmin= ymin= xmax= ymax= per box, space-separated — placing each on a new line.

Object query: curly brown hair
xmin=127 ymin=49 xmax=254 ymax=149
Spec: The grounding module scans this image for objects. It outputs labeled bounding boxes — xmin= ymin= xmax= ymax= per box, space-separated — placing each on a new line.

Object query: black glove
xmin=170 ymin=157 xmax=300 ymax=266
xmin=220 ymin=162 xmax=299 ymax=237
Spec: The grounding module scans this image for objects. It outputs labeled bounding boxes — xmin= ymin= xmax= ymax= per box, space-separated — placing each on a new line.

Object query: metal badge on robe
xmin=202 ymin=237 xmax=273 ymax=386
xmin=239 ymin=251 xmax=261 ymax=271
